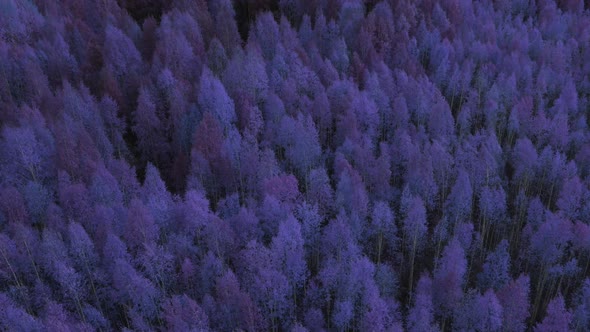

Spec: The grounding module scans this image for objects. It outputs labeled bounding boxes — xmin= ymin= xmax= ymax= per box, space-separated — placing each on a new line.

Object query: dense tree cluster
xmin=0 ymin=0 xmax=589 ymax=330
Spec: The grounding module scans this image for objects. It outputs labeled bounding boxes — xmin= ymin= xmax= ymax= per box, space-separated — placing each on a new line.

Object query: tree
xmin=132 ymin=87 xmax=168 ymax=165
xmin=250 ymin=12 xmax=280 ymax=61
xmin=0 ymin=186 xmax=29 ymax=225
xmin=211 ymin=269 xmax=261 ymax=331
xmin=89 ymin=164 xmax=123 ymax=208
xmin=573 ymin=279 xmax=590 ymax=331
xmin=511 ymin=137 xmax=538 ymax=190
xmin=229 ymin=206 xmax=261 ymax=248
xmin=305 ymin=167 xmax=334 ymax=216
xmin=334 ymin=156 xmax=369 ymax=222
xmin=102 ymin=25 xmax=142 ymax=79
xmin=257 ymin=195 xmax=289 ymax=242
xmin=405 ymin=147 xmax=438 ymax=209
xmin=99 ymin=96 xmax=126 ymax=157
xmin=192 ymin=251 xmax=222 ymax=299
xmin=67 ymin=221 xmax=97 ymax=273
xmin=111 ymin=258 xmax=160 ymax=323
xmin=402 ymin=196 xmax=427 ymax=298
xmin=124 ymin=199 xmax=159 ymax=252
xmin=203 ymin=215 xmax=236 ymax=261
xmin=276 ymin=114 xmax=321 ymax=178
xmin=332 ymin=300 xmax=354 ymax=330
xmin=0 ymin=125 xmax=54 ymax=185
xmin=141 ymin=163 xmax=173 ymax=231
xmin=262 ymin=174 xmax=300 ymax=208
xmin=101 ymin=24 xmax=142 ymax=112
xmin=107 ymin=158 xmax=141 ymax=205
xmin=321 ymin=211 xmax=361 ymax=264
xmin=433 ymin=238 xmax=466 ymax=317
xmin=0 ymin=293 xmax=42 ymax=331
xmin=191 ymin=112 xmax=233 ymax=199
xmin=370 ymin=201 xmax=397 ymax=265
xmin=207 ymin=38 xmax=228 ymax=75
xmin=153 ymin=10 xmax=202 ymax=82
xmin=39 ymin=229 xmax=86 ymax=320
xmin=556 ymin=176 xmax=583 ymax=220
xmin=271 ymin=215 xmax=308 ymax=300
xmin=444 ymin=168 xmax=473 ymax=225
xmin=22 ymin=181 xmax=51 ymax=225
xmin=478 ymin=186 xmax=507 ymax=230
xmin=197 ymin=68 xmax=236 ymax=133
xmin=210 ymin=0 xmax=241 ymax=54
xmin=362 ymin=2 xmax=395 ymax=61
xmin=497 ymin=274 xmax=531 ymax=332
xmin=222 ymin=44 xmax=269 ymax=106
xmin=294 ymin=202 xmax=322 ymax=272
xmin=529 ymin=212 xmax=573 ymax=267
xmin=177 ymin=189 xmax=210 ymax=240
xmin=477 ymin=240 xmax=510 ymax=291
xmin=407 ymin=273 xmax=439 ymax=332
xmin=162 ymin=294 xmax=209 ymax=331
xmin=427 ymin=96 xmax=455 ymax=141
xmin=535 ymin=295 xmax=573 ymax=332
xmin=454 ymin=289 xmax=503 ymax=332
xmin=57 ymin=173 xmax=92 ymax=224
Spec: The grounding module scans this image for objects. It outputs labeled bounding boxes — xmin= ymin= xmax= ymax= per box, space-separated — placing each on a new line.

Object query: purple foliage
xmin=433 ymin=238 xmax=466 ymax=317
xmin=407 ymin=273 xmax=438 ymax=332
xmin=497 ymin=274 xmax=531 ymax=332
xmin=198 ymin=67 xmax=236 ymax=132
xmin=477 ymin=239 xmax=511 ymax=291
xmin=454 ymin=289 xmax=503 ymax=332
xmin=535 ymin=294 xmax=573 ymax=332
xmin=402 ymin=195 xmax=428 ymax=253
xmin=1 ymin=1 xmax=589 ymax=330
xmin=444 ymin=168 xmax=473 ymax=224
xmin=271 ymin=214 xmax=308 ymax=291
xmin=162 ymin=294 xmax=209 ymax=332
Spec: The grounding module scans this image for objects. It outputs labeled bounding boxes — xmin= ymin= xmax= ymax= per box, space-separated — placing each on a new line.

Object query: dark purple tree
xmin=556 ymin=175 xmax=583 ymax=221
xmin=369 ymin=201 xmax=397 ymax=265
xmin=0 ymin=293 xmax=42 ymax=331
xmin=478 ymin=185 xmax=508 ymax=231
xmin=111 ymin=258 xmax=160 ymax=325
xmin=132 ymin=87 xmax=168 ymax=165
xmin=444 ymin=168 xmax=473 ymax=225
xmin=162 ymin=294 xmax=209 ymax=331
xmin=294 ymin=202 xmax=322 ymax=272
xmin=271 ymin=214 xmax=308 ymax=296
xmin=210 ymin=269 xmax=261 ymax=331
xmin=276 ymin=113 xmax=321 ymax=177
xmin=222 ymin=43 xmax=268 ymax=105
xmin=124 ymin=199 xmax=159 ymax=252
xmin=534 ymin=294 xmax=573 ymax=332
xmin=573 ymin=278 xmax=590 ymax=331
xmin=477 ymin=239 xmax=511 ymax=291
xmin=497 ymin=274 xmax=531 ymax=332
xmin=228 ymin=206 xmax=261 ymax=248
xmin=141 ymin=163 xmax=174 ymax=230
xmin=334 ymin=155 xmax=369 ymax=222
xmin=89 ymin=164 xmax=123 ymax=208
xmin=207 ymin=37 xmax=228 ymax=75
xmin=402 ymin=195 xmax=427 ymax=297
xmin=198 ymin=67 xmax=236 ymax=133
xmin=153 ymin=10 xmax=202 ymax=82
xmin=454 ymin=289 xmax=503 ymax=332
xmin=305 ymin=167 xmax=334 ymax=216
xmin=433 ymin=238 xmax=466 ymax=317
xmin=407 ymin=273 xmax=438 ymax=332
xmin=0 ymin=124 xmax=55 ymax=185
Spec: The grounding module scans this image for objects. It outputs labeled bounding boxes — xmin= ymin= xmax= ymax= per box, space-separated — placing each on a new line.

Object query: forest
xmin=0 ymin=0 xmax=589 ymax=330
